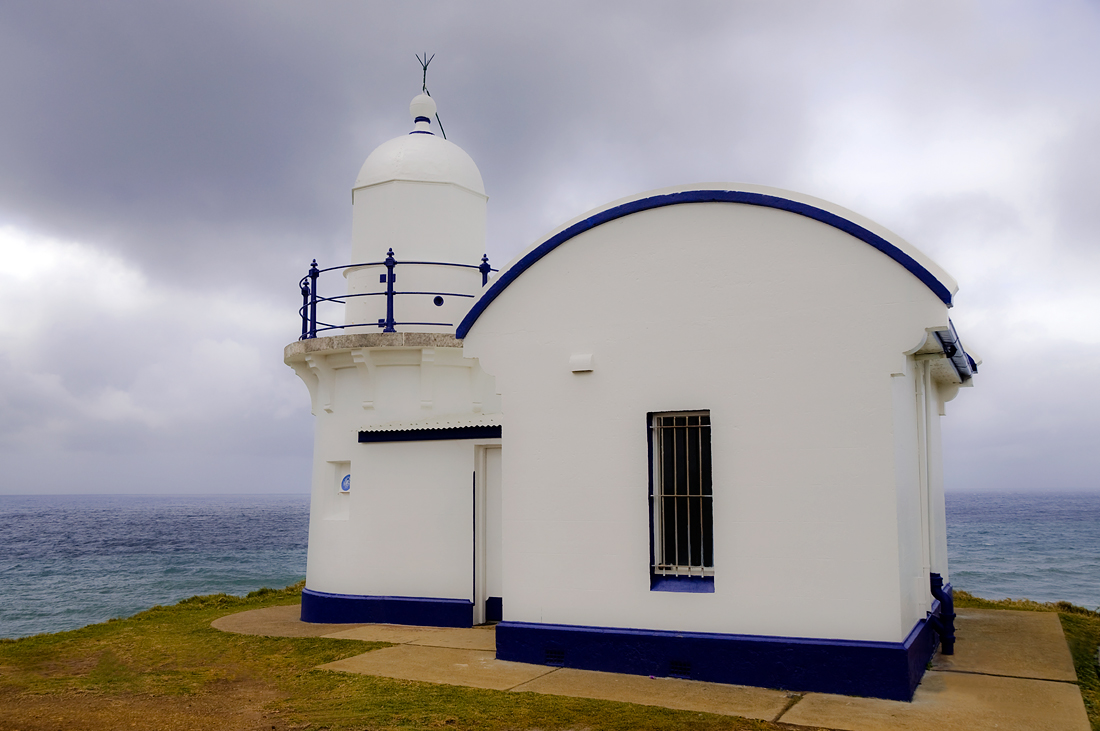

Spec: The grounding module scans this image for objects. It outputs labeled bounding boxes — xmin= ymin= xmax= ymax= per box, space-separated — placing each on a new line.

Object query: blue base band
xmin=301 ymin=588 xmax=473 ymax=627
xmin=496 ymin=601 xmax=941 ymax=701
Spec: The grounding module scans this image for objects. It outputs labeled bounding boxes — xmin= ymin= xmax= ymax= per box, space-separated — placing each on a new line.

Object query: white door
xmin=473 ymin=445 xmax=503 ymax=624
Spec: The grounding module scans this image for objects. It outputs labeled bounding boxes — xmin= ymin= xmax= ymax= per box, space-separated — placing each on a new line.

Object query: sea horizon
xmin=1 ymin=490 xmax=1097 ymax=639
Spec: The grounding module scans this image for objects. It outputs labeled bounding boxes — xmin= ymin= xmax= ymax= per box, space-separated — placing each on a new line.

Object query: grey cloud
xmin=943 ymin=339 xmax=1100 ymax=493
xmin=1050 ymin=110 xmax=1100 ymax=262
xmin=0 ymin=1 xmax=1098 ymax=494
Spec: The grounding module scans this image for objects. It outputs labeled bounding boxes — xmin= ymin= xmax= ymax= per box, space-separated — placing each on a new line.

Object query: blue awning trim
xmin=934 ymin=320 xmax=977 ymax=383
xmin=359 ymin=425 xmax=502 ymax=443
xmin=457 ymin=189 xmax=954 ymax=339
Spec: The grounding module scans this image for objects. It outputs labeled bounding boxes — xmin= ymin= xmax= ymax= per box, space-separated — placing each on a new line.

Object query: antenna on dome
xmin=416 ymin=52 xmax=447 ymax=139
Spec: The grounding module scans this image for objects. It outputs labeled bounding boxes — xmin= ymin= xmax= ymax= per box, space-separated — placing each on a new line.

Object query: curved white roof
xmin=458 ymin=183 xmax=960 ymax=338
xmin=353 ymin=95 xmax=485 ymax=197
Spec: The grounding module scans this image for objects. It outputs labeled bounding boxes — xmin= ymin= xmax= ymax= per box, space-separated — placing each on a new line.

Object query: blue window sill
xmin=650 ymin=574 xmax=714 ymax=593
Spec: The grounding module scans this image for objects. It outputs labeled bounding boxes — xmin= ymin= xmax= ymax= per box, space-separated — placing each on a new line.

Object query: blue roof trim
xmin=457 ymin=189 xmax=953 ymax=339
xmin=934 ymin=319 xmax=977 ymax=383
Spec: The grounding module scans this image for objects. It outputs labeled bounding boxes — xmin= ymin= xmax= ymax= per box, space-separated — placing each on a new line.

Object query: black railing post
xmin=300 ymin=278 xmax=311 ymax=339
xmin=383 ymin=248 xmax=396 ymax=333
xmin=308 ymin=259 xmax=319 ymax=339
xmin=479 ymin=254 xmax=492 ymax=286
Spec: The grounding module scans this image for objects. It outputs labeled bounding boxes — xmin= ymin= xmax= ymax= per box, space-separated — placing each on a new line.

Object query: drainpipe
xmin=930 ymin=572 xmax=956 ymax=654
xmin=914 ymin=359 xmax=932 ymax=604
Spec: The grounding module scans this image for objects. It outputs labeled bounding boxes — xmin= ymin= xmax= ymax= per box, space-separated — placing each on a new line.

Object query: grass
xmin=954 ymin=589 xmax=1100 ymax=730
xmin=3 ymin=584 xmax=1096 ymax=730
xmin=0 ymin=583 xmax=778 ymax=731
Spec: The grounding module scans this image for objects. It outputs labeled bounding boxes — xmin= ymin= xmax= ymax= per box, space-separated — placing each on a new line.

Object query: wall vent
xmin=544 ymin=648 xmax=565 ymax=667
xmin=669 ymin=659 xmax=692 ymax=678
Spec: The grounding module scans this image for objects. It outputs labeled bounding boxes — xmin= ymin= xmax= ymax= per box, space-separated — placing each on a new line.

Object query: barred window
xmin=651 ymin=411 xmax=713 ymax=576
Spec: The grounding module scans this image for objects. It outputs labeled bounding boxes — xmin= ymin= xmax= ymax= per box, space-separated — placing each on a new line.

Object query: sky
xmin=0 ymin=1 xmax=1096 ymax=495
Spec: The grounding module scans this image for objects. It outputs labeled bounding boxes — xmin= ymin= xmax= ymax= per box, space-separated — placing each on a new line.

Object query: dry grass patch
xmin=0 ymin=583 xmax=785 ymax=731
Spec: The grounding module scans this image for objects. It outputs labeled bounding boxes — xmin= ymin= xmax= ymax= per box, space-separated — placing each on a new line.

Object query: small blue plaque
xmin=340 ymin=474 xmax=351 ymax=493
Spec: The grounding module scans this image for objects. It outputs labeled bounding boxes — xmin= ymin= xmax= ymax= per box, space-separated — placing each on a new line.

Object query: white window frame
xmin=650 ymin=410 xmax=714 ymax=577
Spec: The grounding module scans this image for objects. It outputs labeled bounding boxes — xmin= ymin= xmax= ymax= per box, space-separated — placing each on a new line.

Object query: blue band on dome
xmin=409 ymin=130 xmax=435 ymax=136
xmin=457 ymin=189 xmax=953 ymax=339
xmin=414 ymin=116 xmax=432 ymax=124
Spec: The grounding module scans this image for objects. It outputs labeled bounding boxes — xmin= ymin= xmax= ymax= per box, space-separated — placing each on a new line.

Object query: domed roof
xmin=353 ymin=94 xmax=485 ymax=196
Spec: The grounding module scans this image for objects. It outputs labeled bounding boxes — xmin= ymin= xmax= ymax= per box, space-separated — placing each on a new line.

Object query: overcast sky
xmin=0 ymin=1 xmax=1096 ymax=495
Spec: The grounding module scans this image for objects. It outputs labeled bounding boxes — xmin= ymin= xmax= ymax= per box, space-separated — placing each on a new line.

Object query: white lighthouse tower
xmin=284 ymin=92 xmax=503 ymax=627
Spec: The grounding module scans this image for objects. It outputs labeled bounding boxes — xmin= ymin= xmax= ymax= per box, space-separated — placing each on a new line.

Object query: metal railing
xmin=298 ymin=248 xmax=495 ymax=339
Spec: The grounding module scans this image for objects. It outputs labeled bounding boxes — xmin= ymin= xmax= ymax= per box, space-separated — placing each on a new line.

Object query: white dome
xmin=409 ymin=93 xmax=436 ymax=120
xmin=353 ymin=97 xmax=485 ymax=197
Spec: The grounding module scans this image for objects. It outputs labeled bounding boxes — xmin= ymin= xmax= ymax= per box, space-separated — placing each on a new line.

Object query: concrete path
xmin=781 ymin=608 xmax=1088 ymax=731
xmin=211 ymin=603 xmax=365 ymax=637
xmin=213 ymin=604 xmax=1091 ymax=730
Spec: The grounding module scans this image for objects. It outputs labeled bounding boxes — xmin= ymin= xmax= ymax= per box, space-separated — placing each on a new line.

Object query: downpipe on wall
xmin=928 ymin=572 xmax=956 ymax=655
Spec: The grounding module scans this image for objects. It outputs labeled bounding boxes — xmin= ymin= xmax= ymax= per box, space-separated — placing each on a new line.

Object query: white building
xmin=284 ymin=93 xmax=504 ymax=628
xmin=285 ymin=92 xmax=977 ymax=701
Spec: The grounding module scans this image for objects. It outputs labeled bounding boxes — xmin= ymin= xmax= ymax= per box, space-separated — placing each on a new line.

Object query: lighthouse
xmin=284 ymin=92 xmax=503 ymax=627
xmin=284 ymin=80 xmax=978 ymax=701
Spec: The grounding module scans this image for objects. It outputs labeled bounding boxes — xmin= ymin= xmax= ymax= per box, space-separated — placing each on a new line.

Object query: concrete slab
xmin=320 ymin=624 xmax=497 ymax=650
xmin=510 ymin=667 xmax=794 ymax=721
xmin=320 ymin=624 xmax=433 ymax=644
xmin=210 ymin=604 xmax=367 ymax=638
xmin=318 ymin=645 xmax=556 ymax=691
xmin=780 ymin=670 xmax=1090 ymax=731
xmin=932 ymin=609 xmax=1078 ymax=682
xmin=407 ymin=626 xmax=498 ymax=651
xmin=214 ymin=604 xmax=1092 ymax=731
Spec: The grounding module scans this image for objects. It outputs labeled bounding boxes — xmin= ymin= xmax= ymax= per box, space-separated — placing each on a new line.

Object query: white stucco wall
xmin=350 ymin=180 xmax=486 ymax=265
xmin=891 ymin=359 xmax=925 ymax=632
xmin=345 ymin=181 xmax=488 ymax=334
xmin=305 ymin=438 xmax=475 ymax=599
xmin=462 ymin=185 xmax=958 ymax=643
xmin=928 ymin=379 xmax=952 ymax=582
xmin=286 ymin=336 xmax=501 ymax=601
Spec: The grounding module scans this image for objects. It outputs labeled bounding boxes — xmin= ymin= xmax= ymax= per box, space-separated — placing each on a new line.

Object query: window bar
xmin=684 ymin=420 xmax=692 ymax=569
xmin=702 ymin=416 xmax=711 ymax=569
xmin=696 ymin=417 xmax=703 ymax=568
xmin=672 ymin=418 xmax=678 ymax=569
xmin=654 ymin=421 xmax=660 ymax=571
xmin=687 ymin=418 xmax=693 ymax=570
xmin=655 ymin=422 xmax=664 ymax=571
xmin=658 ymin=419 xmax=663 ymax=570
xmin=654 ymin=423 xmax=659 ymax=570
xmin=690 ymin=418 xmax=695 ymax=570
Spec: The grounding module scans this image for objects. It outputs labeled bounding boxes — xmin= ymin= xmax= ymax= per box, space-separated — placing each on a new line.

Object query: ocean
xmin=0 ymin=494 xmax=309 ymax=639
xmin=0 ymin=491 xmax=1097 ymax=639
xmin=945 ymin=491 xmax=1100 ymax=611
